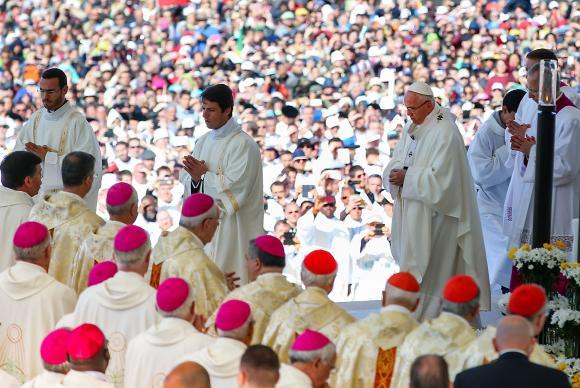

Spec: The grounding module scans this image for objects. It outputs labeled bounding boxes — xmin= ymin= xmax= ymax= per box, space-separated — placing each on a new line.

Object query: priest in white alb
xmin=22 ymin=328 xmax=71 ymax=388
xmin=179 ymin=299 xmax=253 ymax=388
xmin=0 ymin=151 xmax=42 ymax=272
xmin=0 ymin=222 xmax=77 ymax=383
xmin=206 ymin=235 xmax=302 ymax=344
xmin=383 ymin=81 xmax=489 ymax=320
xmin=333 ymin=272 xmax=420 ymax=388
xmin=71 ymin=182 xmax=138 ymax=294
xmin=262 ymin=250 xmax=355 ymax=363
xmin=180 ymin=84 xmax=264 ymax=285
xmin=276 ymin=330 xmax=336 ymax=388
xmin=153 ymin=193 xmax=231 ymax=318
xmin=503 ymin=63 xmax=580 ymax=260
xmin=14 ymin=68 xmax=102 ymax=210
xmin=390 ymin=275 xmax=481 ymax=388
xmin=71 ymin=225 xmax=160 ymax=387
xmin=29 ymin=151 xmax=105 ymax=287
xmin=124 ymin=278 xmax=214 ymax=388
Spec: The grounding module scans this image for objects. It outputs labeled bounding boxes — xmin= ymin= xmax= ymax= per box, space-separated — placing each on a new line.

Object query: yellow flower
xmin=558 ymin=363 xmax=567 ymax=371
xmin=555 ymin=240 xmax=567 ymax=250
xmin=543 ymin=243 xmax=553 ymax=250
xmin=522 ymin=243 xmax=531 ymax=252
xmin=508 ymin=247 xmax=518 ymax=260
xmin=561 ymin=262 xmax=570 ymax=269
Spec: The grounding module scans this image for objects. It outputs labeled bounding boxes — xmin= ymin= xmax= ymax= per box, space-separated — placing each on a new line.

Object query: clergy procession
xmin=1 ymin=0 xmax=580 ymax=387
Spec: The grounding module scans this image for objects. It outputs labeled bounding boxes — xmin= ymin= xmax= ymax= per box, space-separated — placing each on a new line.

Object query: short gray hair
xmin=300 ymin=266 xmax=336 ymax=288
xmin=217 ymin=316 xmax=253 ymax=340
xmin=158 ymin=284 xmax=195 ymax=319
xmin=43 ymin=360 xmax=69 ymax=374
xmin=384 ymin=283 xmax=419 ymax=305
xmin=13 ymin=235 xmax=51 ymax=261
xmin=441 ymin=293 xmax=480 ymax=318
xmin=289 ymin=342 xmax=336 ymax=365
xmin=179 ymin=204 xmax=220 ymax=229
xmin=107 ymin=190 xmax=138 ymax=216
xmin=114 ymin=240 xmax=151 ymax=268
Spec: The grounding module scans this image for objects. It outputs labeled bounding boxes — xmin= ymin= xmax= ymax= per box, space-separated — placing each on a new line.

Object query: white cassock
xmin=59 ymin=370 xmax=113 ymax=388
xmin=504 ymin=95 xmax=580 ymax=256
xmin=349 ymin=233 xmax=398 ymax=301
xmin=71 ymin=271 xmax=161 ymax=388
xmin=276 ymin=364 xmax=313 ymax=388
xmin=124 ymin=317 xmax=214 ymax=388
xmin=180 ymin=117 xmax=264 ymax=285
xmin=467 ymin=112 xmax=512 ymax=290
xmin=384 ymin=105 xmax=490 ymax=320
xmin=0 ymin=186 xmax=33 ymax=272
xmin=0 ymin=261 xmax=77 ymax=383
xmin=14 ymin=101 xmax=102 ymax=210
xmin=178 ymin=337 xmax=247 ymax=388
xmin=22 ymin=370 xmax=65 ymax=388
xmin=0 ymin=368 xmax=19 ymax=388
xmin=296 ymin=210 xmax=351 ymax=301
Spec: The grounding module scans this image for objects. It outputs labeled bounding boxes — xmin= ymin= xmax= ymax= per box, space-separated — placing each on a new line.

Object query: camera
xmin=374 ymin=223 xmax=385 ymax=236
xmin=282 ymin=231 xmax=295 ymax=245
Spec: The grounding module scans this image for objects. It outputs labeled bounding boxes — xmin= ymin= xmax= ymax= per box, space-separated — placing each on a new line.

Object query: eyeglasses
xmin=353 ymin=206 xmax=364 ymax=210
xmin=322 ymin=203 xmax=336 ymax=208
xmin=405 ymin=100 xmax=429 ymax=112
xmin=286 ymin=210 xmax=299 ymax=214
xmin=355 ymin=173 xmax=366 ymax=178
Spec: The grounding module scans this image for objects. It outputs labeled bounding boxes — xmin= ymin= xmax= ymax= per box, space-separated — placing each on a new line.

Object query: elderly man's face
xmin=404 ymin=91 xmax=434 ymax=125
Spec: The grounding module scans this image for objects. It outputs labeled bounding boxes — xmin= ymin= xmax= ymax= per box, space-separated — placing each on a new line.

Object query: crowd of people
xmin=0 ymin=0 xmax=579 ymax=387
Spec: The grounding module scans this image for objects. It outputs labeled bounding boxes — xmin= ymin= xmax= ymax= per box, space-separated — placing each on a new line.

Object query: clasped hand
xmin=183 ymin=155 xmax=208 ymax=181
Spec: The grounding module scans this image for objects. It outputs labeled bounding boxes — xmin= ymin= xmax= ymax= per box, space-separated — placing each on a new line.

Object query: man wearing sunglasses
xmin=384 ymin=81 xmax=489 ymax=321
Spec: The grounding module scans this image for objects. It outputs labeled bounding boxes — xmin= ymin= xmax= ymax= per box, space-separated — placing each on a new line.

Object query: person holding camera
xmin=350 ymin=213 xmax=396 ymax=301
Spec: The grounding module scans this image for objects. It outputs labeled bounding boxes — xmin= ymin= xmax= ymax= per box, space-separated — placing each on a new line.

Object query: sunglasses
xmin=322 ymin=203 xmax=336 ymax=207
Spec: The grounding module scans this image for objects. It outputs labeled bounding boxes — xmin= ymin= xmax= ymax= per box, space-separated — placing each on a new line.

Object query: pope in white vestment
xmin=384 ymin=86 xmax=489 ymax=319
xmin=180 ymin=117 xmax=264 ymax=285
xmin=15 ymin=101 xmax=102 ymax=210
xmin=0 ymin=260 xmax=77 ymax=382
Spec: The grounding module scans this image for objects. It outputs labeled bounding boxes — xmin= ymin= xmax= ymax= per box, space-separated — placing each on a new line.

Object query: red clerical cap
xmin=182 ymin=193 xmax=214 ymax=217
xmin=443 ymin=274 xmax=479 ymax=303
xmin=88 ymin=261 xmax=118 ymax=287
xmin=114 ymin=225 xmax=149 ymax=252
xmin=215 ymin=299 xmax=251 ymax=331
xmin=106 ymin=182 xmax=134 ymax=207
xmin=255 ymin=235 xmax=285 ymax=258
xmin=508 ymin=284 xmax=546 ymax=317
xmin=303 ymin=249 xmax=337 ymax=275
xmin=387 ymin=272 xmax=420 ymax=293
xmin=67 ymin=324 xmax=106 ymax=361
xmin=13 ymin=221 xmax=48 ymax=248
xmin=41 ymin=328 xmax=71 ymax=365
xmin=157 ymin=278 xmax=190 ymax=312
xmin=291 ymin=329 xmax=331 ymax=351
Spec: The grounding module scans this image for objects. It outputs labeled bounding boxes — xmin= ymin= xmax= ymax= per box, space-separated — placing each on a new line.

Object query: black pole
xmin=532 ymin=104 xmax=556 ymax=248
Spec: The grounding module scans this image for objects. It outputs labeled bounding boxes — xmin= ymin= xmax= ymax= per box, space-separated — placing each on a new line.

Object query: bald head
xmin=493 ymin=315 xmax=535 ymax=355
xmin=164 ymin=362 xmax=210 ymax=388
xmin=410 ymin=354 xmax=450 ymax=388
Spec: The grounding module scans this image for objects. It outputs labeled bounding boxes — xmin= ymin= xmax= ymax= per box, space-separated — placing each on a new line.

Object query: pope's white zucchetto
xmin=407 ymin=81 xmax=434 ymax=97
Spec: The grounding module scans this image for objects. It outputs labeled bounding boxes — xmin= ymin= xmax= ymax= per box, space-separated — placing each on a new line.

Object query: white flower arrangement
xmin=497 ymin=292 xmax=510 ymax=314
xmin=507 ymin=243 xmax=568 ymax=270
xmin=551 ymin=308 xmax=580 ymax=329
xmin=561 ymin=263 xmax=580 ymax=286
xmin=548 ymin=294 xmax=572 ymax=312
xmin=554 ymin=356 xmax=580 ymax=384
xmin=543 ymin=340 xmax=566 ymax=356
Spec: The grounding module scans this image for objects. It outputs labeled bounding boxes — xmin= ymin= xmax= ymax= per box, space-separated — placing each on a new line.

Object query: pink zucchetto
xmin=114 ymin=225 xmax=149 ymax=252
xmin=215 ymin=299 xmax=251 ymax=331
xmin=157 ymin=278 xmax=190 ymax=312
xmin=106 ymin=182 xmax=134 ymax=206
xmin=291 ymin=329 xmax=331 ymax=351
xmin=67 ymin=324 xmax=106 ymax=361
xmin=40 ymin=328 xmax=71 ymax=365
xmin=13 ymin=221 xmax=49 ymax=248
xmin=88 ymin=261 xmax=118 ymax=287
xmin=182 ymin=193 xmax=214 ymax=217
xmin=255 ymin=235 xmax=285 ymax=258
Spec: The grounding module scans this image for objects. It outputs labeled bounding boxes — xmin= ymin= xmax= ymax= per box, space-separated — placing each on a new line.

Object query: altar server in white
xmin=180 ymin=84 xmax=264 ymax=285
xmin=468 ymin=89 xmax=526 ymax=290
xmin=0 ymin=151 xmax=42 ymax=272
xmin=14 ymin=68 xmax=102 ymax=210
xmin=71 ymin=225 xmax=160 ymax=387
xmin=124 ymin=277 xmax=214 ymax=388
xmin=0 ymin=222 xmax=77 ymax=382
xmin=384 ymin=81 xmax=489 ymax=320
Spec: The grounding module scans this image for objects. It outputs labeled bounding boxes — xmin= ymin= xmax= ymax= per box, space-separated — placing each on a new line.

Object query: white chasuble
xmin=14 ymin=101 xmax=102 ymax=210
xmin=0 ymin=186 xmax=34 ymax=272
xmin=205 ymin=272 xmax=302 ymax=344
xmin=152 ymin=226 xmax=228 ymax=318
xmin=71 ymin=271 xmax=160 ymax=388
xmin=29 ymin=191 xmax=105 ymax=288
xmin=276 ymin=364 xmax=313 ymax=388
xmin=22 ymin=370 xmax=66 ymax=388
xmin=59 ymin=370 xmax=113 ymax=388
xmin=180 ymin=117 xmax=264 ymax=285
xmin=0 ymin=368 xmax=19 ymax=388
xmin=0 ymin=262 xmax=76 ymax=382
xmin=124 ymin=318 xmax=214 ymax=388
xmin=384 ymin=105 xmax=490 ymax=320
xmin=262 ymin=286 xmax=355 ymax=363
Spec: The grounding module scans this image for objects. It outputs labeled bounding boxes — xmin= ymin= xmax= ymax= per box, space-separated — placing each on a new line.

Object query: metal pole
xmin=532 ymin=104 xmax=555 ymax=248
